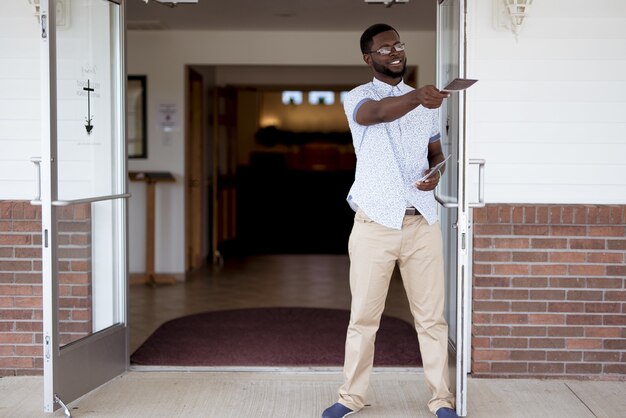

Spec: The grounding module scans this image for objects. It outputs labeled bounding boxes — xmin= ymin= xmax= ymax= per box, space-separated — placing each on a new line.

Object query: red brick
xmin=567 ymin=290 xmax=603 ymax=301
xmin=513 ymin=225 xmax=549 ymax=235
xmin=473 ymin=337 xmax=491 ymax=348
xmin=511 ymin=326 xmax=546 ymax=336
xmin=14 ymin=321 xmax=42 ymax=332
xmin=0 ymin=309 xmax=35 ymax=320
xmin=494 ymin=238 xmax=530 ymax=249
xmin=10 ymin=221 xmax=40 ymax=233
xmin=492 ymin=289 xmax=529 ymax=300
xmin=510 ymin=350 xmax=545 ymax=361
xmin=492 ymin=314 xmax=528 ymax=324
xmin=550 ymin=225 xmax=586 ymax=236
xmin=548 ymin=302 xmax=584 ymax=313
xmin=547 ymin=351 xmax=582 ymax=362
xmin=474 ymin=251 xmax=512 ymax=262
xmin=529 ymin=314 xmax=565 ymax=325
xmin=494 ymin=264 xmax=530 ymax=275
xmin=588 ymin=225 xmax=626 ymax=237
xmin=607 ymin=239 xmax=626 ymax=250
xmin=548 ymin=207 xmax=562 ymax=224
xmin=568 ymin=265 xmax=605 ymax=276
xmin=585 ymin=302 xmax=621 ymax=313
xmin=473 ymin=350 xmax=510 ymax=360
xmin=511 ymin=302 xmax=546 ymax=312
xmin=604 ymin=315 xmax=626 ymax=325
xmin=0 ymin=261 xmax=32 ymax=271
xmin=536 ymin=207 xmax=549 ymax=223
xmin=0 ymin=285 xmax=34 ymax=296
xmin=13 ymin=248 xmax=41 ymax=259
xmin=474 ymin=301 xmax=510 ymax=312
xmin=587 ymin=252 xmax=624 ymax=264
xmin=473 ymin=313 xmax=492 ymax=325
xmin=530 ymin=338 xmax=565 ymax=348
xmin=549 ymin=252 xmax=586 ymax=263
xmin=473 ymin=264 xmax=492 ymax=275
xmin=14 ymin=345 xmax=42 ymax=357
xmin=14 ymin=297 xmax=42 ymax=309
xmin=569 ymin=239 xmax=606 ymax=250
xmin=605 ymin=291 xmax=626 ymax=301
xmin=531 ymin=238 xmax=568 ymax=249
xmin=474 ymin=225 xmax=513 ymax=235
xmin=0 ymin=333 xmax=34 ymax=344
xmin=491 ymin=362 xmax=528 ymax=373
xmin=607 ymin=265 xmax=626 ymax=276
xmin=547 ymin=326 xmax=584 ymax=337
xmin=549 ymin=277 xmax=585 ymax=288
xmin=604 ymin=364 xmax=626 ymax=374
xmin=473 ymin=325 xmax=511 ymax=336
xmin=512 ymin=277 xmax=548 ymax=288
xmin=532 ymin=264 xmax=567 ymax=275
xmin=529 ymin=362 xmax=564 ymax=374
xmin=512 ymin=252 xmax=548 ymax=262
xmin=0 ymin=358 xmax=33 ymax=368
xmin=604 ymin=339 xmax=626 ymax=350
xmin=474 ymin=276 xmax=510 ymax=287
xmin=492 ymin=337 xmax=529 ymax=348
xmin=567 ymin=315 xmax=602 ymax=325
xmin=584 ymin=352 xmax=620 ymax=362
xmin=70 ymin=235 xmax=90 ymax=245
xmin=566 ymin=339 xmax=602 ymax=350
xmin=585 ymin=327 xmax=621 ymax=338
xmin=473 ymin=208 xmax=488 ymax=223
xmin=473 ymin=289 xmax=492 ymax=300
xmin=530 ymin=290 xmax=566 ymax=300
xmin=14 ymin=273 xmax=41 ymax=284
xmin=523 ymin=206 xmax=537 ymax=223
xmin=472 ymin=362 xmax=490 ymax=374
xmin=566 ymin=363 xmax=602 ymax=374
xmin=586 ymin=278 xmax=622 ymax=289
xmin=562 ymin=207 xmax=574 ymax=224
xmin=474 ymin=237 xmax=492 ymax=248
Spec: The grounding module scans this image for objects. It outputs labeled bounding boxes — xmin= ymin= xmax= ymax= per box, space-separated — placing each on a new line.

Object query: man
xmin=322 ymin=24 xmax=458 ymax=418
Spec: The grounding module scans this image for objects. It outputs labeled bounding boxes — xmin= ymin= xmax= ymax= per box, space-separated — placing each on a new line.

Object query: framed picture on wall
xmin=127 ymin=75 xmax=147 ymax=158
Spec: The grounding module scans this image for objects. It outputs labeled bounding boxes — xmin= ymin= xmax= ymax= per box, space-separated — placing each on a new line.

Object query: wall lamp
xmin=496 ymin=0 xmax=534 ymax=39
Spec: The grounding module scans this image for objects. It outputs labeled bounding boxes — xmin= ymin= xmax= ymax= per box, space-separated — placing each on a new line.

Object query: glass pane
xmin=55 ymin=0 xmax=123 ymax=200
xmin=57 ymin=199 xmax=124 ymax=347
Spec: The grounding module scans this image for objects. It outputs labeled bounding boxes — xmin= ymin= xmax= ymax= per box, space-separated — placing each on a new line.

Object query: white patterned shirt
xmin=344 ymin=77 xmax=441 ymax=229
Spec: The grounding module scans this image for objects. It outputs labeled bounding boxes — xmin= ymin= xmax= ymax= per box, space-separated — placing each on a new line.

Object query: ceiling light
xmin=364 ymin=0 xmax=409 ymax=8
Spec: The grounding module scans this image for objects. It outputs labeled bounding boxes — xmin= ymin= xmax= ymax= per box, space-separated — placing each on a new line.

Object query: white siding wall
xmin=467 ymin=0 xmax=626 ymax=204
xmin=0 ymin=2 xmax=40 ymax=200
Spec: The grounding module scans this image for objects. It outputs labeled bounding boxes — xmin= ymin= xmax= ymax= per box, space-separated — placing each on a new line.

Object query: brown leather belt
xmin=405 ymin=207 xmax=421 ymax=216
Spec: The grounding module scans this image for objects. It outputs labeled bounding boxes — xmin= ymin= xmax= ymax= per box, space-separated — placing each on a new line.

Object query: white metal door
xmin=436 ymin=0 xmax=485 ymax=416
xmin=38 ymin=0 xmax=128 ymax=412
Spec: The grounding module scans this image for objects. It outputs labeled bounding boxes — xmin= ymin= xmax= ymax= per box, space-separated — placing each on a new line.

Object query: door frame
xmin=436 ymin=0 xmax=472 ymax=416
xmin=39 ymin=0 xmax=129 ymax=412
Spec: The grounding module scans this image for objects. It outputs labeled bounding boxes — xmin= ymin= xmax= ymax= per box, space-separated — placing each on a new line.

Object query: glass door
xmin=436 ymin=0 xmax=479 ymax=416
xmin=38 ymin=0 xmax=128 ymax=412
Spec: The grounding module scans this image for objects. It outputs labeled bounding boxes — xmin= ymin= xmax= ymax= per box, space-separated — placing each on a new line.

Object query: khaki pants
xmin=338 ymin=209 xmax=455 ymax=414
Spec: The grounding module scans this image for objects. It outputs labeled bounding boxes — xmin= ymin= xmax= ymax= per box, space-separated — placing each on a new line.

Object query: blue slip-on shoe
xmin=436 ymin=407 xmax=459 ymax=418
xmin=322 ymin=402 xmax=356 ymax=418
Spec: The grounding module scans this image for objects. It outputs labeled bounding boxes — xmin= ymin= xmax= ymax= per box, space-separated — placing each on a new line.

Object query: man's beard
xmin=372 ymin=58 xmax=406 ymax=79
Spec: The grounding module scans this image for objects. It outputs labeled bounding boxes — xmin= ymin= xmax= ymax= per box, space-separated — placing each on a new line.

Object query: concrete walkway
xmin=1 ymin=370 xmax=625 ymax=417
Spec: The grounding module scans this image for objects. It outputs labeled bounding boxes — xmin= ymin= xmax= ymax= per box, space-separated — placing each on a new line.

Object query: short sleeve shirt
xmin=343 ymin=77 xmax=441 ymax=229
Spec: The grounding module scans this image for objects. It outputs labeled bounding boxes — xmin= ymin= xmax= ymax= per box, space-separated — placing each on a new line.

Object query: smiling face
xmin=364 ymin=30 xmax=407 ymax=84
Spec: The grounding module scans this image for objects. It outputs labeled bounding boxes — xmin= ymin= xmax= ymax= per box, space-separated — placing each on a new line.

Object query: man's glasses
xmin=368 ymin=42 xmax=406 ymax=56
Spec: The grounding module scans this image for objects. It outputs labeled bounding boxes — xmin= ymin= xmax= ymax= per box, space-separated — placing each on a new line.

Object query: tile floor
xmin=129 ymin=254 xmax=414 ymax=353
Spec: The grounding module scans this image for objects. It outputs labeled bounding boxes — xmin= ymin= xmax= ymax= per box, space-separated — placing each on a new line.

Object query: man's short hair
xmin=360 ymin=23 xmax=398 ymax=54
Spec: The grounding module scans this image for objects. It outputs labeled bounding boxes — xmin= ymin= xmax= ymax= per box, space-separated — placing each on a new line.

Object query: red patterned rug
xmin=131 ymin=307 xmax=422 ymax=367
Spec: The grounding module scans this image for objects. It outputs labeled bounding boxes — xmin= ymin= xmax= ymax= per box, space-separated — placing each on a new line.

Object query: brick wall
xmin=0 ymin=201 xmax=91 ymax=377
xmin=472 ymin=204 xmax=626 ymax=379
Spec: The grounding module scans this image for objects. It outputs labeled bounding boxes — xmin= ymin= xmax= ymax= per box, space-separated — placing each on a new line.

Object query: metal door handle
xmin=469 ymin=159 xmax=486 ymax=208
xmin=435 ymin=192 xmax=459 ymax=208
xmin=30 ymin=157 xmax=42 ymax=205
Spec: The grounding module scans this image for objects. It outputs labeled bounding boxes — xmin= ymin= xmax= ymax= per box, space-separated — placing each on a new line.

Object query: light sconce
xmin=26 ymin=0 xmax=71 ymax=28
xmin=495 ymin=0 xmax=534 ymax=39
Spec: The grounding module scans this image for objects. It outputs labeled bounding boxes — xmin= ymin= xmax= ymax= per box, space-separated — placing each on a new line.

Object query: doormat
xmin=130 ymin=307 xmax=422 ymax=367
